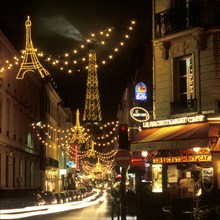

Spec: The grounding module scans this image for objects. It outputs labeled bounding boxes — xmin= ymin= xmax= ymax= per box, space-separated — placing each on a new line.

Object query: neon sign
xmin=153 ymin=155 xmax=211 ymax=164
xmin=135 ymin=82 xmax=147 ymax=101
xmin=143 ymin=115 xmax=206 ymax=128
xmin=130 ymin=107 xmax=150 ymax=122
xmin=66 ymin=161 xmax=76 ymax=168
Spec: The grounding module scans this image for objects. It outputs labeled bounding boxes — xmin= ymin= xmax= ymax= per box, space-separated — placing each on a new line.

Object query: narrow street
xmin=33 ymin=196 xmax=113 ymax=220
xmin=0 ymin=191 xmax=137 ymax=220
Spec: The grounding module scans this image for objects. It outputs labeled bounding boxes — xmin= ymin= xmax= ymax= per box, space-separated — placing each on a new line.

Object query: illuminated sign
xmin=60 ymin=169 xmax=67 ymax=175
xmin=135 ymin=82 xmax=147 ymax=101
xmin=153 ymin=155 xmax=211 ymax=164
xmin=66 ymin=161 xmax=76 ymax=168
xmin=143 ymin=115 xmax=206 ymax=128
xmin=130 ymin=107 xmax=150 ymax=122
xmin=152 ymin=164 xmax=163 ymax=192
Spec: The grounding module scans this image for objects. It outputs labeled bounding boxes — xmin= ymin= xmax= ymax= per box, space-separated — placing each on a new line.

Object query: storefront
xmin=129 ymin=115 xmax=220 ymax=206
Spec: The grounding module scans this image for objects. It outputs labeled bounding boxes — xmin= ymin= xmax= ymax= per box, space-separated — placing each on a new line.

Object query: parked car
xmin=78 ymin=187 xmax=87 ymax=198
xmin=54 ymin=192 xmax=63 ymax=204
xmin=22 ymin=193 xmax=45 ymax=207
xmin=59 ymin=192 xmax=69 ymax=203
xmin=34 ymin=191 xmax=57 ymax=205
xmin=63 ymin=190 xmax=73 ymax=202
xmin=85 ymin=185 xmax=93 ymax=194
xmin=66 ymin=189 xmax=76 ymax=201
xmin=73 ymin=189 xmax=82 ymax=201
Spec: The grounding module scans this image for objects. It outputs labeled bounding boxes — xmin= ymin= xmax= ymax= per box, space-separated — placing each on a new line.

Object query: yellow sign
xmin=153 ymin=155 xmax=211 ymax=163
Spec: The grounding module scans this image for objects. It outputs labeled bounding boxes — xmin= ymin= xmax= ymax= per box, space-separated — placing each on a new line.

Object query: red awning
xmin=130 ymin=122 xmax=219 ymax=152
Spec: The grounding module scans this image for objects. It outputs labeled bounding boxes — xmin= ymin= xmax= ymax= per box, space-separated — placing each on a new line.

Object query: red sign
xmin=115 ymin=149 xmax=132 ymax=168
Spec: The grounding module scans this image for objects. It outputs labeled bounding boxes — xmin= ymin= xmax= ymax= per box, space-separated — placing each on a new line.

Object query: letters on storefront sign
xmin=153 ymin=155 xmax=211 ymax=163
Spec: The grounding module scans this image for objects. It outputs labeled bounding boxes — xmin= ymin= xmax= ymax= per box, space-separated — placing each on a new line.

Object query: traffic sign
xmin=118 ymin=124 xmax=129 ymax=150
xmin=115 ymin=149 xmax=132 ymax=168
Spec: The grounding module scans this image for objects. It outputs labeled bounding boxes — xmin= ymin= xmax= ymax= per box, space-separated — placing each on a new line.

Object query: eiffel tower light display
xmin=70 ymin=109 xmax=86 ymax=144
xmin=16 ymin=16 xmax=49 ymax=79
xmin=83 ymin=40 xmax=102 ymax=124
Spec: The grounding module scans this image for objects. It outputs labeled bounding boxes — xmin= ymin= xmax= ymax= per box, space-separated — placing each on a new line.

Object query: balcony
xmin=170 ymin=99 xmax=197 ymax=115
xmin=154 ymin=1 xmax=220 ymax=39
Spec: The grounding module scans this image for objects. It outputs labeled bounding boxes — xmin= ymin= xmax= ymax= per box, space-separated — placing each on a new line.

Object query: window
xmin=19 ymin=159 xmax=23 ymax=178
xmin=172 ymin=55 xmax=196 ymax=114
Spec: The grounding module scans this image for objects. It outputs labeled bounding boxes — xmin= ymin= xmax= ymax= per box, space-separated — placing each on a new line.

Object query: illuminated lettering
xmin=143 ymin=115 xmax=205 ymax=128
xmin=153 ymin=155 xmax=211 ymax=163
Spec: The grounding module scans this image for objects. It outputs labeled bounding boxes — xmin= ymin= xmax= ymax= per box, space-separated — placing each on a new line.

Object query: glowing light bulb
xmin=142 ymin=151 xmax=148 ymax=157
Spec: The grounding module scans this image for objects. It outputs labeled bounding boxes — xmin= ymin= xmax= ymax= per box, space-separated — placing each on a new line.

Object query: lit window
xmin=172 ymin=55 xmax=196 ymax=113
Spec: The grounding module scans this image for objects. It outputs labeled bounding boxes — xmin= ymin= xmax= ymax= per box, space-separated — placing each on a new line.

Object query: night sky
xmin=0 ymin=0 xmax=152 ymax=123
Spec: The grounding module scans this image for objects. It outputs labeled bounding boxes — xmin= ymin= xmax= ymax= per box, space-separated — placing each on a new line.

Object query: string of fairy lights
xmin=81 ymin=159 xmax=115 ymax=176
xmin=2 ymin=18 xmax=136 ymax=176
xmin=32 ymin=120 xmax=119 ymax=174
xmin=0 ymin=20 xmax=136 ymax=75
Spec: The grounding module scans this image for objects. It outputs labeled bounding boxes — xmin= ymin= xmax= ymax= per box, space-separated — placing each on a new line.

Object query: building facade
xmin=0 ymin=30 xmax=72 ymax=196
xmin=0 ymin=30 xmax=42 ymax=195
xmin=124 ymin=0 xmax=220 ymax=218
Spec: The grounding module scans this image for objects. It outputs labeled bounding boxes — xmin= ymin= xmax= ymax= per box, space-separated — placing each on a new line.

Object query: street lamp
xmin=193 ymin=147 xmax=200 ymax=154
xmin=142 ymin=151 xmax=148 ymax=158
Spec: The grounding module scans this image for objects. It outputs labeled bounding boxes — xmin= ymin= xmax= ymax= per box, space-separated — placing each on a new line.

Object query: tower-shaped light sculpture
xmin=16 ymin=16 xmax=49 ymax=79
xmin=83 ymin=41 xmax=102 ymax=124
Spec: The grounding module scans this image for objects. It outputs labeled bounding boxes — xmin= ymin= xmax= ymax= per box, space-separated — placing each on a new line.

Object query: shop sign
xmin=153 ymin=155 xmax=211 ymax=164
xmin=143 ymin=115 xmax=206 ymax=128
xmin=60 ymin=169 xmax=67 ymax=175
xmin=135 ymin=82 xmax=147 ymax=101
xmin=130 ymin=107 xmax=150 ymax=122
xmin=66 ymin=161 xmax=76 ymax=168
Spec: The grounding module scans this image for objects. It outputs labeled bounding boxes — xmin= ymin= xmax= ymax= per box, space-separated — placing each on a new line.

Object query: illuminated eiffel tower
xmin=87 ymin=140 xmax=96 ymax=158
xmin=83 ymin=41 xmax=102 ymax=126
xmin=70 ymin=109 xmax=86 ymax=144
xmin=16 ymin=16 xmax=49 ymax=79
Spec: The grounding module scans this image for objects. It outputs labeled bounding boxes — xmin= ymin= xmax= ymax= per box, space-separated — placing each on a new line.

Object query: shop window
xmin=171 ymin=55 xmax=197 ymax=114
xmin=152 ymin=164 xmax=163 ymax=192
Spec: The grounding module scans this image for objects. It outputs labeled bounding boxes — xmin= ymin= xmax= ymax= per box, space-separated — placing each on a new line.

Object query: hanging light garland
xmin=31 ymin=120 xmax=119 ymax=161
xmin=0 ymin=20 xmax=136 ymax=75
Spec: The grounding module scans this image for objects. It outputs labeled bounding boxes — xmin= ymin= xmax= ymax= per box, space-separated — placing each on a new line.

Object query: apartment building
xmin=0 ymin=30 xmax=72 ymax=195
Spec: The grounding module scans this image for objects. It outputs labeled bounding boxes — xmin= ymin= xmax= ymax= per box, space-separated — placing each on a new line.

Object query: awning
xmin=130 ymin=122 xmax=219 ymax=152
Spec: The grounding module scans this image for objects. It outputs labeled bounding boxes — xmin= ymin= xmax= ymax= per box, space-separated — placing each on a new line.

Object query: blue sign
xmin=135 ymin=82 xmax=147 ymax=101
xmin=66 ymin=161 xmax=76 ymax=168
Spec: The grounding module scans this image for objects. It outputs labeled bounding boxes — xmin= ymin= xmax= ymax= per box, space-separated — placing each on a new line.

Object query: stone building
xmin=0 ymin=29 xmax=72 ymax=195
xmin=118 ymin=0 xmax=220 ymax=218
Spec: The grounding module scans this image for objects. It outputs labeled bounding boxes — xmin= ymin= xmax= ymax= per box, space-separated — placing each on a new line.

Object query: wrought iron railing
xmin=154 ymin=0 xmax=220 ymax=38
